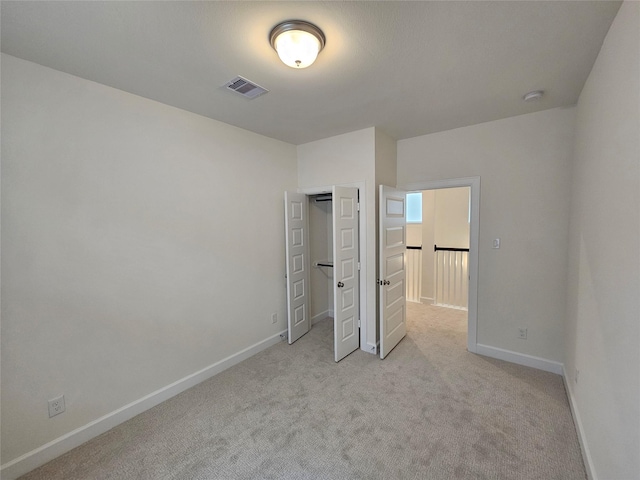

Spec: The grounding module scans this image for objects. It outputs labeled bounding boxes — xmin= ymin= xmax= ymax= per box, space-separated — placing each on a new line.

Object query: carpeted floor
xmin=20 ymin=303 xmax=586 ymax=479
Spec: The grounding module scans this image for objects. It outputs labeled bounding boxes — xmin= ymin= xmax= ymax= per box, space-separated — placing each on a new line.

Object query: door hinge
xmin=357 ymin=202 xmax=360 ymax=212
xmin=357 ymin=262 xmax=361 ymax=271
xmin=358 ymin=319 xmax=361 ymax=328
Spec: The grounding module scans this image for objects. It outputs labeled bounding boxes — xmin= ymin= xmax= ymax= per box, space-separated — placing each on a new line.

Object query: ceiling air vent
xmin=224 ymin=76 xmax=268 ymax=99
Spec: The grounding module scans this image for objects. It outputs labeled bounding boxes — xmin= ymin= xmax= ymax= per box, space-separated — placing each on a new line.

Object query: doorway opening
xmin=406 ymin=187 xmax=470 ymax=349
xmin=399 ymin=177 xmax=480 ymax=353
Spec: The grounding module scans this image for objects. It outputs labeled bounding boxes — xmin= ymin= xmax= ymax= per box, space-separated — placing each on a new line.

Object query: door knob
xmin=337 ymin=281 xmax=344 ymax=288
xmin=384 ymin=280 xmax=391 ymax=285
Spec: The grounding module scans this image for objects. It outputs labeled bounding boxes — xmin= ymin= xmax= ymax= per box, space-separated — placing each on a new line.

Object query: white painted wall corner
xmin=0 ymin=330 xmax=287 ymax=480
xmin=476 ymin=344 xmax=595 ymax=478
xmin=562 ymin=366 xmax=597 ymax=480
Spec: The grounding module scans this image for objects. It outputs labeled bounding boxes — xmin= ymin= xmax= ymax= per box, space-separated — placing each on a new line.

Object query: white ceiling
xmin=1 ymin=1 xmax=621 ymax=145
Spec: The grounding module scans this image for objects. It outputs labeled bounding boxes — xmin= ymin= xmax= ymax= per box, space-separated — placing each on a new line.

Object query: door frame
xmin=298 ymin=182 xmax=369 ymax=355
xmin=398 ymin=176 xmax=480 ymax=353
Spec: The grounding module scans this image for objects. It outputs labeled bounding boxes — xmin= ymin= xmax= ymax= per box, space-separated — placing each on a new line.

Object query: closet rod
xmin=314 ymin=195 xmax=332 ymax=202
xmin=314 ymin=262 xmax=333 ymax=268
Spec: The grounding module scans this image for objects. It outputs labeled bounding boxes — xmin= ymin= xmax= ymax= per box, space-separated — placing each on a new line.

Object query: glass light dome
xmin=270 ymin=21 xmax=326 ymax=69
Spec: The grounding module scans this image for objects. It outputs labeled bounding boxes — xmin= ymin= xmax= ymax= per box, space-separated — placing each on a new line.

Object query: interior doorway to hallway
xmin=399 ymin=177 xmax=479 ymax=353
xmin=405 ymin=187 xmax=470 ymax=345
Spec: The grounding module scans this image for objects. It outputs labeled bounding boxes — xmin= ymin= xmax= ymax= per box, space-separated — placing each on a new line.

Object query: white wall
xmin=374 ymin=128 xmax=397 ymax=190
xmin=564 ymin=2 xmax=640 ymax=478
xmin=374 ymin=128 xmax=398 ymax=343
xmin=398 ymin=107 xmax=575 ymax=362
xmin=406 ymin=224 xmax=422 ymax=247
xmin=434 ymin=187 xmax=470 ymax=249
xmin=1 ymin=55 xmax=298 ymax=467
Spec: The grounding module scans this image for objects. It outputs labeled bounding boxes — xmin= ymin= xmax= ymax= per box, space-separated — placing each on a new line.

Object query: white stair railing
xmin=434 ymin=245 xmax=468 ymax=310
xmin=405 ymin=247 xmax=422 ymax=303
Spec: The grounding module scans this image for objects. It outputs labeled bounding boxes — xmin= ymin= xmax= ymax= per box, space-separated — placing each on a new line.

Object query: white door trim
xmin=397 ymin=176 xmax=480 ymax=354
xmin=298 ymin=182 xmax=369 ymax=355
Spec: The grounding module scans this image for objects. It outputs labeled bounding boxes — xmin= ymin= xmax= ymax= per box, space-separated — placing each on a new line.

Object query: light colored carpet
xmin=20 ymin=303 xmax=586 ymax=479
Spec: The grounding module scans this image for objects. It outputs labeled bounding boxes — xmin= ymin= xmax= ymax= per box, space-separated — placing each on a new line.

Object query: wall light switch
xmin=493 ymin=238 xmax=501 ymax=249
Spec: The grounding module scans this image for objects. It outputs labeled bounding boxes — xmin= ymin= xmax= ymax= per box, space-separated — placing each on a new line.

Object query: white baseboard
xmin=420 ymin=297 xmax=434 ymax=304
xmin=311 ymin=310 xmax=333 ymax=325
xmin=562 ymin=366 xmax=596 ymax=480
xmin=475 ymin=344 xmax=563 ymax=375
xmin=0 ymin=330 xmax=287 ymax=480
xmin=433 ymin=302 xmax=468 ymax=311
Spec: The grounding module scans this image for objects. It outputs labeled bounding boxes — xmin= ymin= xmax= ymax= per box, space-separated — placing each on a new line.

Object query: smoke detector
xmin=224 ymin=76 xmax=268 ymax=99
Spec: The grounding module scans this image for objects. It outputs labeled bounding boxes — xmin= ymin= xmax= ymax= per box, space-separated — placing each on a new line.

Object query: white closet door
xmin=379 ymin=185 xmax=407 ymax=359
xmin=332 ymin=186 xmax=360 ymax=362
xmin=284 ymin=192 xmax=310 ymax=344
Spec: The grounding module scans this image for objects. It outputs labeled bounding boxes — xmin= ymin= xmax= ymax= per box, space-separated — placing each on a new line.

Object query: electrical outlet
xmin=493 ymin=238 xmax=501 ymax=249
xmin=48 ymin=395 xmax=65 ymax=418
xmin=271 ymin=313 xmax=277 ymax=324
xmin=518 ymin=328 xmax=527 ymax=339
xmin=575 ymin=368 xmax=579 ymax=384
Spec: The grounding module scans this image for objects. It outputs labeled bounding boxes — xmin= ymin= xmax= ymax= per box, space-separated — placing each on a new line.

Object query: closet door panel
xmin=284 ymin=192 xmax=310 ymax=344
xmin=333 ymin=186 xmax=360 ymax=362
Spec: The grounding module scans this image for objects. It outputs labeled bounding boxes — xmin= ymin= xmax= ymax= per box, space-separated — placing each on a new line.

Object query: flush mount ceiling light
xmin=269 ymin=20 xmax=325 ymax=69
xmin=523 ymin=90 xmax=544 ymax=102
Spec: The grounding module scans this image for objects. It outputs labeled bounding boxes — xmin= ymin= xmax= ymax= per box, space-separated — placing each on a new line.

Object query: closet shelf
xmin=314 ymin=261 xmax=333 ymax=268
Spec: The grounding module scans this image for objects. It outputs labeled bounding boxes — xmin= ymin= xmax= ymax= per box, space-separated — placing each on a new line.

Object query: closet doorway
xmin=284 ymin=186 xmax=361 ymax=362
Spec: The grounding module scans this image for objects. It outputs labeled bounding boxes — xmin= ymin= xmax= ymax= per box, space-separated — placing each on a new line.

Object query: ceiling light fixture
xmin=270 ymin=20 xmax=325 ymax=69
xmin=523 ymin=90 xmax=544 ymax=102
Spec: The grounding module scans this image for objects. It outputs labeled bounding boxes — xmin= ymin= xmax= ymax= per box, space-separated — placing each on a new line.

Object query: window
xmin=406 ymin=192 xmax=422 ymax=223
